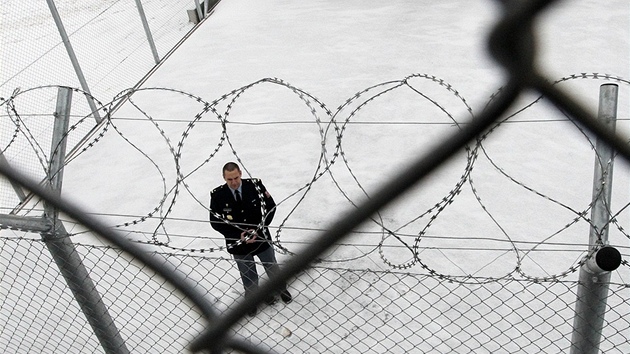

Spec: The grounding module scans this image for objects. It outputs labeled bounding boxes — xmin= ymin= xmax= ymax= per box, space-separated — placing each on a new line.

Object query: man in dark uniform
xmin=210 ymin=162 xmax=291 ymax=315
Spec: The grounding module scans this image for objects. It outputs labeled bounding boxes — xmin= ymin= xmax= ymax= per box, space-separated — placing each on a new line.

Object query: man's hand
xmin=241 ymin=229 xmax=258 ymax=244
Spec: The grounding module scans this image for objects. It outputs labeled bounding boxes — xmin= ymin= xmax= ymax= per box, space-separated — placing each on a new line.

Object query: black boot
xmin=280 ymin=289 xmax=292 ymax=304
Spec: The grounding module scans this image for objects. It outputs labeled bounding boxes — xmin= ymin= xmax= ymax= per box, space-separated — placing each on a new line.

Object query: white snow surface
xmin=61 ymin=0 xmax=630 ymax=274
xmin=2 ymin=0 xmax=630 ymax=352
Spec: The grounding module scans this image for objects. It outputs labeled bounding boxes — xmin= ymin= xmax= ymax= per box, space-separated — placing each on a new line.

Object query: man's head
xmin=222 ymin=162 xmax=242 ymax=190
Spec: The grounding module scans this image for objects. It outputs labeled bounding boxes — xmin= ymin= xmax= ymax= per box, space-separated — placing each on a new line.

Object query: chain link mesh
xmin=1 ymin=0 xmax=630 ymax=353
xmin=1 ymin=236 xmax=629 ymax=353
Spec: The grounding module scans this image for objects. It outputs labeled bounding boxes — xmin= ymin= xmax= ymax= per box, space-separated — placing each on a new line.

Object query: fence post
xmin=194 ymin=0 xmax=204 ymax=22
xmin=46 ymin=0 xmax=102 ymax=123
xmin=570 ymin=83 xmax=620 ymax=354
xmin=41 ymin=87 xmax=130 ymax=354
xmin=134 ymin=0 xmax=160 ymax=64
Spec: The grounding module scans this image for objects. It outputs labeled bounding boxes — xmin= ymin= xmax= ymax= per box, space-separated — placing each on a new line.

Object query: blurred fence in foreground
xmin=1 ymin=0 xmax=630 ymax=353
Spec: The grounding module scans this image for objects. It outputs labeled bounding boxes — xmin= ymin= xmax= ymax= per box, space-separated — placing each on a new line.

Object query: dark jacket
xmin=209 ymin=178 xmax=276 ymax=255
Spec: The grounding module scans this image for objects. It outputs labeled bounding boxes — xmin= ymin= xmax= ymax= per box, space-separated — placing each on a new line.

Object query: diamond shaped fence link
xmin=1 ymin=0 xmax=630 ymax=353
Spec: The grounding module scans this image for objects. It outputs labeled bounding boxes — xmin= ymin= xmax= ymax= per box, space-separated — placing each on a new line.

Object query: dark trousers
xmin=233 ymin=246 xmax=285 ymax=294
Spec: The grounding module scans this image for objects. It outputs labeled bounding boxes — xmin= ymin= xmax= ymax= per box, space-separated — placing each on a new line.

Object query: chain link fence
xmin=1 ymin=0 xmax=630 ymax=353
xmin=0 ymin=0 xmax=202 ymax=101
xmin=2 ymin=235 xmax=628 ymax=353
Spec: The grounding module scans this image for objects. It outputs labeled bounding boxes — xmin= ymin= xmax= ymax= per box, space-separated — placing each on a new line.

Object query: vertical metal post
xmin=194 ymin=0 xmax=204 ymax=22
xmin=134 ymin=0 xmax=160 ymax=64
xmin=570 ymin=83 xmax=619 ymax=354
xmin=46 ymin=0 xmax=102 ymax=123
xmin=41 ymin=87 xmax=129 ymax=354
xmin=47 ymin=89 xmax=71 ymax=196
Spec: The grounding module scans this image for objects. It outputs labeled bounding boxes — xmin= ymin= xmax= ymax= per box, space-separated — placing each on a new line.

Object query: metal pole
xmin=134 ymin=0 xmax=160 ymax=64
xmin=47 ymin=88 xmax=71 ymax=196
xmin=46 ymin=0 xmax=102 ymax=123
xmin=0 ymin=214 xmax=51 ymax=232
xmin=41 ymin=87 xmax=129 ymax=354
xmin=570 ymin=83 xmax=619 ymax=354
xmin=194 ymin=0 xmax=204 ymax=22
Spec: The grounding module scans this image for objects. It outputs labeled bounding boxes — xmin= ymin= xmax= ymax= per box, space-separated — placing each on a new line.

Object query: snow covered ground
xmin=2 ymin=0 xmax=630 ymax=352
xmin=62 ymin=0 xmax=630 ymax=276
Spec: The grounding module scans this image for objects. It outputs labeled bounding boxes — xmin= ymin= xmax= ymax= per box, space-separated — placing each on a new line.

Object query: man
xmin=210 ymin=162 xmax=291 ymax=316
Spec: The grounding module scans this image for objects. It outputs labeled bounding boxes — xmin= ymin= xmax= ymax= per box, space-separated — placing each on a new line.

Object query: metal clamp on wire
xmin=585 ymin=246 xmax=622 ymax=274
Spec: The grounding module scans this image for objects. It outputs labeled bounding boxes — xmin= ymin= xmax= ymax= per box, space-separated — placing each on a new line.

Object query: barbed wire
xmin=6 ymin=214 xmax=624 ymax=253
xmin=2 ymin=0 xmax=630 ymax=352
xmin=1 ymin=72 xmax=628 ymax=285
